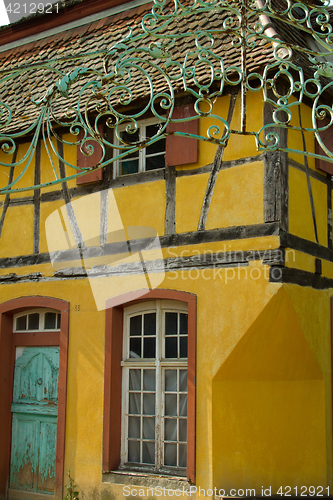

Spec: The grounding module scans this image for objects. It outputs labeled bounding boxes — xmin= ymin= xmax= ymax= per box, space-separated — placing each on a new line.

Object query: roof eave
xmin=0 ymin=0 xmax=137 ymax=46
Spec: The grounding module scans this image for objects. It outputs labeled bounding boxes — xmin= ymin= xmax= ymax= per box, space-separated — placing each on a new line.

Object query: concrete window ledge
xmin=102 ymin=471 xmax=192 ymax=490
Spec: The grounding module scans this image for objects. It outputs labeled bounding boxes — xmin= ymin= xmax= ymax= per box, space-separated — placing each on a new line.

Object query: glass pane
xmin=179 ymin=419 xmax=187 ymax=442
xmin=142 ymin=441 xmax=155 ymax=464
xmin=44 ymin=312 xmax=56 ymax=330
xmin=164 ymin=418 xmax=177 ymax=441
xmin=57 ymin=313 xmax=61 ymax=329
xmin=119 ymin=150 xmax=139 ymax=159
xmin=165 ymin=394 xmax=177 ymax=416
xmin=146 ymin=136 xmax=166 ymax=156
xmin=129 ymin=370 xmax=141 ymax=391
xmin=144 ymin=313 xmax=156 ymax=336
xmin=128 ymin=417 xmax=140 ymax=439
xmin=179 ymin=370 xmax=187 ymax=392
xmin=121 ymin=129 xmax=140 ymax=144
xmin=165 ymin=370 xmax=177 ymax=392
xmin=143 ymin=393 xmax=155 ymax=415
xmin=143 ymin=417 xmax=155 ymax=439
xmin=179 ymin=394 xmax=187 ymax=417
xmin=125 ymin=146 xmax=140 ymax=158
xmin=16 ymin=315 xmax=27 ymax=331
xmin=164 ymin=443 xmax=177 ymax=467
xmin=165 ymin=337 xmax=177 ymax=358
xmin=129 ymin=393 xmax=141 ymax=415
xmin=130 ymin=338 xmax=141 ymax=358
xmin=143 ymin=370 xmax=155 ymax=391
xmin=130 ymin=316 xmax=142 ymax=336
xmin=180 ymin=314 xmax=188 ymax=334
xmin=146 ymin=154 xmax=165 ymax=171
xmin=128 ymin=440 xmax=140 ymax=463
xmin=28 ymin=313 xmax=39 ymax=330
xmin=165 ymin=312 xmax=177 ymax=335
xmin=120 ymin=159 xmax=139 ymax=175
xmin=180 ymin=336 xmax=188 ymax=358
xmin=146 ymin=124 xmax=163 ymax=141
xmin=179 ymin=444 xmax=187 ymax=468
xmin=143 ymin=337 xmax=155 ymax=358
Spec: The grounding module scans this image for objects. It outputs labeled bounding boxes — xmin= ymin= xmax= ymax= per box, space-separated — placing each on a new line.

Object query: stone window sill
xmin=102 ymin=470 xmax=192 ymax=490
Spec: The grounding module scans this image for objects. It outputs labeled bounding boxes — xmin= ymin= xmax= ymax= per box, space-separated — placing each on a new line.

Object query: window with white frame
xmin=121 ymin=300 xmax=188 ymax=474
xmin=114 ymin=118 xmax=166 ymax=177
xmin=13 ymin=309 xmax=61 ymax=332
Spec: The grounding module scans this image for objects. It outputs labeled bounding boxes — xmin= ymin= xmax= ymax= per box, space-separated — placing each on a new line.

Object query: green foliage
xmin=63 ymin=470 xmax=79 ymax=500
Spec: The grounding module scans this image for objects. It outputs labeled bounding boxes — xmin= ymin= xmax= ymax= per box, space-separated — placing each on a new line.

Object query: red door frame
xmin=0 ymin=296 xmax=69 ymax=500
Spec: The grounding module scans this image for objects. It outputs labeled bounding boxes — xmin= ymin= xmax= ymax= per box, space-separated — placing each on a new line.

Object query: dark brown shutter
xmin=76 ymin=124 xmax=104 ymax=185
xmin=165 ymin=104 xmax=198 ymax=166
xmin=315 ymin=119 xmax=333 ymax=175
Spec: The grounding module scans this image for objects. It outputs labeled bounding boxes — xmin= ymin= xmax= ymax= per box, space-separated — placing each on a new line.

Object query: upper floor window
xmin=114 ymin=118 xmax=166 ymax=177
xmin=77 ymin=105 xmax=199 ymax=184
xmin=121 ymin=300 xmax=188 ymax=474
xmin=14 ymin=309 xmax=61 ymax=332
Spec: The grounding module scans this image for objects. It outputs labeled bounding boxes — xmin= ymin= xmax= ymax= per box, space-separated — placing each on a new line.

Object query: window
xmin=103 ymin=289 xmax=196 ymax=483
xmin=14 ymin=309 xmax=61 ymax=332
xmin=76 ymin=106 xmax=198 ymax=183
xmin=114 ymin=118 xmax=166 ymax=177
xmin=121 ymin=300 xmax=188 ymax=474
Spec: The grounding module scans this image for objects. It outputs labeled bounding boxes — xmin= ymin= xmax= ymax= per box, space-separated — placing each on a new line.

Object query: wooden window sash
xmin=121 ymin=301 xmax=188 ymax=473
xmin=13 ymin=308 xmax=61 ymax=332
xmin=113 ymin=118 xmax=166 ymax=178
xmin=113 ymin=105 xmax=199 ymax=177
xmin=103 ymin=289 xmax=196 ymax=483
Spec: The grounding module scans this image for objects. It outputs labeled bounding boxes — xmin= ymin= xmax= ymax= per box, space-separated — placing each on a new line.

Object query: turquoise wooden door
xmin=9 ymin=347 xmax=59 ymax=497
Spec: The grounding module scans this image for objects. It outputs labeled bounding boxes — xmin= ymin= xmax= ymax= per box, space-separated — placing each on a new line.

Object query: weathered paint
xmin=10 ymin=348 xmax=59 ymax=495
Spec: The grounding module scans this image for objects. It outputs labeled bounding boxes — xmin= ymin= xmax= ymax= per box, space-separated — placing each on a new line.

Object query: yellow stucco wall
xmin=289 ymin=165 xmax=329 ymax=245
xmin=212 ymin=286 xmax=328 ymax=492
xmin=1 ymin=267 xmax=331 ymax=499
xmin=0 ymin=204 xmax=34 ymax=257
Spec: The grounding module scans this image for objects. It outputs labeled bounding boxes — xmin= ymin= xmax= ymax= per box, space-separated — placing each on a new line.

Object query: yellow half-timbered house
xmin=0 ymin=0 xmax=332 ymax=499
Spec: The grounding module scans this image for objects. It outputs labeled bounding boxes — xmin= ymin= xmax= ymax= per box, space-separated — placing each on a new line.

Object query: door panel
xmin=38 ymin=419 xmax=57 ymax=492
xmin=9 ymin=347 xmax=59 ymax=496
xmin=13 ymin=348 xmax=59 ymax=406
xmin=10 ymin=415 xmax=37 ymax=490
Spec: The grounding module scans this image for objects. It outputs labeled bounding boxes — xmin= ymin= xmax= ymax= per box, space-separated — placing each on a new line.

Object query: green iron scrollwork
xmin=0 ymin=0 xmax=333 ymax=193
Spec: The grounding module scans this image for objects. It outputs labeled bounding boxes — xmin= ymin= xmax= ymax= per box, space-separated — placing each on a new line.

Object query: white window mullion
xmin=39 ymin=312 xmax=43 ymax=331
xmin=155 ymin=300 xmax=162 ymax=470
xmin=177 ymin=369 xmax=180 ymax=468
xmin=155 ymin=358 xmax=162 ymax=470
xmin=139 ymin=124 xmax=144 ymax=173
xmin=140 ymin=367 xmax=143 ymax=463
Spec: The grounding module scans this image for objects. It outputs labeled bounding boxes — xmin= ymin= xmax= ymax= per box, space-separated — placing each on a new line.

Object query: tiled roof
xmin=0 ymin=0 xmax=316 ymax=133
